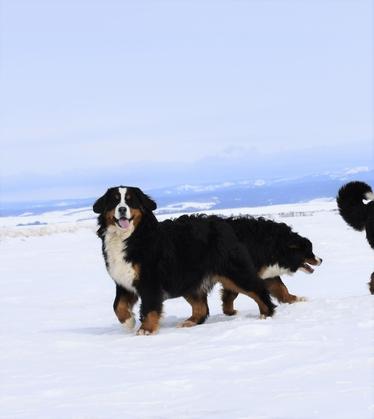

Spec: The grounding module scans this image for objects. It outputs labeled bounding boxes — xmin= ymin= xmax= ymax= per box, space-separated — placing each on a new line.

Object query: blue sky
xmin=1 ymin=0 xmax=373 ymax=202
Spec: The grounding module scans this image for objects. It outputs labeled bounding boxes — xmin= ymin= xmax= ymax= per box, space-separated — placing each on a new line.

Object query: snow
xmin=175 ymin=182 xmax=236 ymax=193
xmin=157 ymin=201 xmax=217 ymax=214
xmin=0 ymin=201 xmax=373 ymax=419
xmin=344 ymin=166 xmax=370 ymax=175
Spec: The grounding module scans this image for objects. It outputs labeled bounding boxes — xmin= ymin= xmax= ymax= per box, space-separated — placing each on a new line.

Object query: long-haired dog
xmin=217 ymin=216 xmax=322 ymax=315
xmin=337 ymin=181 xmax=374 ymax=294
xmin=93 ymin=186 xmax=276 ymax=335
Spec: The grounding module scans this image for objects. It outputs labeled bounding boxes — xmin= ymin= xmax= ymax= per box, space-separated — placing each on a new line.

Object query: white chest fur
xmin=104 ymin=225 xmax=138 ymax=294
xmin=259 ymin=264 xmax=292 ymax=279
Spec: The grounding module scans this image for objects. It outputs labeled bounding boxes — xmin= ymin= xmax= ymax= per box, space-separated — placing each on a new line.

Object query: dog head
xmin=93 ymin=186 xmax=157 ymax=234
xmin=286 ymin=234 xmax=322 ymax=274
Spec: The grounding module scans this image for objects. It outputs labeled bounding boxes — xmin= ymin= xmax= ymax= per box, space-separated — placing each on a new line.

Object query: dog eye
xmin=126 ymin=195 xmax=131 ymax=200
xmin=115 ymin=194 xmax=120 ymax=200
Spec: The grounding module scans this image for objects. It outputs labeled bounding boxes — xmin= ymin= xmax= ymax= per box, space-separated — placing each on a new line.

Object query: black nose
xmin=118 ymin=207 xmax=127 ymax=217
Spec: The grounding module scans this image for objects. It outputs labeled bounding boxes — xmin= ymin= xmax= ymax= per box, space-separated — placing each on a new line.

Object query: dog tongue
xmin=119 ymin=218 xmax=130 ymax=229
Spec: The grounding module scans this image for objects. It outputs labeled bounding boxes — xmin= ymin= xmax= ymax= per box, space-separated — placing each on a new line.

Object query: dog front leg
xmin=113 ymin=285 xmax=138 ymax=329
xmin=137 ymin=287 xmax=163 ymax=335
xmin=264 ymin=276 xmax=304 ymax=303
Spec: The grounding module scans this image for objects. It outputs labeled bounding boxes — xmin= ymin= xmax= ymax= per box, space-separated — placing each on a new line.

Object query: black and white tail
xmin=337 ymin=181 xmax=374 ymax=248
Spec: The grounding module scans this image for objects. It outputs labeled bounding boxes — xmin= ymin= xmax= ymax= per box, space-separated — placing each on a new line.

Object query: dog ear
xmin=288 ymin=234 xmax=301 ymax=249
xmin=288 ymin=244 xmax=299 ymax=249
xmin=289 ymin=235 xmax=312 ymax=251
xmin=93 ymin=190 xmax=109 ymax=214
xmin=134 ymin=187 xmax=157 ymax=211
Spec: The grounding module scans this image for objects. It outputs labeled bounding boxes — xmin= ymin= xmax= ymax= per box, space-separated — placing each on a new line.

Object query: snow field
xmin=0 ymin=204 xmax=373 ymax=419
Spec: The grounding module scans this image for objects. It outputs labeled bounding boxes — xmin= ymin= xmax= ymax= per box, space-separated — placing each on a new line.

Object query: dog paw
xmin=136 ymin=327 xmax=157 ymax=336
xmin=122 ymin=314 xmax=136 ymax=330
xmin=177 ymin=320 xmax=198 ymax=328
xmin=223 ymin=309 xmax=238 ymax=316
xmin=295 ymin=296 xmax=307 ymax=302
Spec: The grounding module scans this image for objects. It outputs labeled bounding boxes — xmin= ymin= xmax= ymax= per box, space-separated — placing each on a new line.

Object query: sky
xmin=1 ymin=0 xmax=373 ymax=202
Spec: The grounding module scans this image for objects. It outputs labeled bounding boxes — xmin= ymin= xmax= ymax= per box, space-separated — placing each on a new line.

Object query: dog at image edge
xmin=337 ymin=181 xmax=374 ymax=294
xmin=220 ymin=216 xmax=322 ymax=316
xmin=93 ymin=186 xmax=276 ymax=335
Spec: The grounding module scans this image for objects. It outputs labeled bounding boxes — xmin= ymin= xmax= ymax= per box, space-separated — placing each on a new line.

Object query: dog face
xmin=286 ymin=234 xmax=322 ymax=274
xmin=93 ymin=186 xmax=157 ymax=231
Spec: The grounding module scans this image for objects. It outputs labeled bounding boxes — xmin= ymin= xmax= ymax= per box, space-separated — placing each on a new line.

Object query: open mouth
xmin=300 ymin=263 xmax=315 ymax=274
xmin=115 ymin=217 xmax=133 ymax=229
xmin=299 ymin=256 xmax=323 ymax=274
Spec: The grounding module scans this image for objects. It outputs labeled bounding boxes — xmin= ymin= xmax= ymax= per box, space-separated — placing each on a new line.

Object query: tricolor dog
xmin=337 ymin=181 xmax=374 ymax=294
xmin=93 ymin=186 xmax=276 ymax=335
xmin=219 ymin=216 xmax=322 ymax=315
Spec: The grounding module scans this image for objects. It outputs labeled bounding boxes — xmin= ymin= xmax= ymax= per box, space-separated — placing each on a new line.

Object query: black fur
xmin=337 ymin=181 xmax=374 ymax=294
xmin=93 ymin=186 xmax=276 ymax=334
xmin=219 ymin=216 xmax=322 ymax=311
xmin=337 ymin=181 xmax=374 ymax=247
xmin=226 ymin=216 xmax=320 ymax=274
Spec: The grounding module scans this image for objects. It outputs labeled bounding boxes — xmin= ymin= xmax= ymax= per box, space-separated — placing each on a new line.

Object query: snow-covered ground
xmin=1 ymin=200 xmax=373 ymax=419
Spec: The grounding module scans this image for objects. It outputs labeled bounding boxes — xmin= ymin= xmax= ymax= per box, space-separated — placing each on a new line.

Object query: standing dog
xmin=93 ymin=186 xmax=276 ymax=334
xmin=218 ymin=216 xmax=322 ymax=315
xmin=337 ymin=181 xmax=374 ymax=294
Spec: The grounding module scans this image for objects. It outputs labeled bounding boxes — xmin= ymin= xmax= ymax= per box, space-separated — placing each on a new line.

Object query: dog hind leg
xmin=179 ymin=293 xmax=210 ymax=327
xmin=217 ymin=273 xmax=276 ymax=317
xmin=221 ymin=288 xmax=239 ymax=315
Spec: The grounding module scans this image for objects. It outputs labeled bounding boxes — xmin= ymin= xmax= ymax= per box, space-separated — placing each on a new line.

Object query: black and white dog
xmin=337 ymin=181 xmax=374 ymax=294
xmin=93 ymin=186 xmax=276 ymax=335
xmin=216 ymin=216 xmax=322 ymax=315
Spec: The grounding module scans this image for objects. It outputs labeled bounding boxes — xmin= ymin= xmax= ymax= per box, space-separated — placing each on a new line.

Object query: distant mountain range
xmin=1 ymin=167 xmax=373 ymax=217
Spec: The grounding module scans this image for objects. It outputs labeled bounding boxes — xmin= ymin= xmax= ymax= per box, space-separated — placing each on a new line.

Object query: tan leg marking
xmin=221 ymin=288 xmax=238 ymax=316
xmin=178 ymin=294 xmax=209 ymax=327
xmin=137 ymin=311 xmax=161 ymax=335
xmin=114 ymin=292 xmax=138 ymax=324
xmin=217 ymin=276 xmax=270 ymax=316
xmin=264 ymin=277 xmax=301 ymax=304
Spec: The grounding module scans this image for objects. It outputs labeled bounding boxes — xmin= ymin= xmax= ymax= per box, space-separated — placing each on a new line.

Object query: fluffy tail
xmin=336 ymin=181 xmax=373 ymax=230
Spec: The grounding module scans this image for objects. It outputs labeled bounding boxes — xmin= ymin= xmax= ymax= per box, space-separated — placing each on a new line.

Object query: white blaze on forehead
xmin=119 ymin=187 xmax=127 ymax=205
xmin=115 ymin=187 xmax=131 ymax=220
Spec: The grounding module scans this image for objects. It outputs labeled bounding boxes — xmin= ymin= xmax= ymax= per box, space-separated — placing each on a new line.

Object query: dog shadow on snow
xmin=44 ymin=311 xmax=258 ymax=337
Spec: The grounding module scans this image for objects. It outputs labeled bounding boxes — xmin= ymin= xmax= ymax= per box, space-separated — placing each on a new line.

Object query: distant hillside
xmin=1 ymin=167 xmax=373 ymax=216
